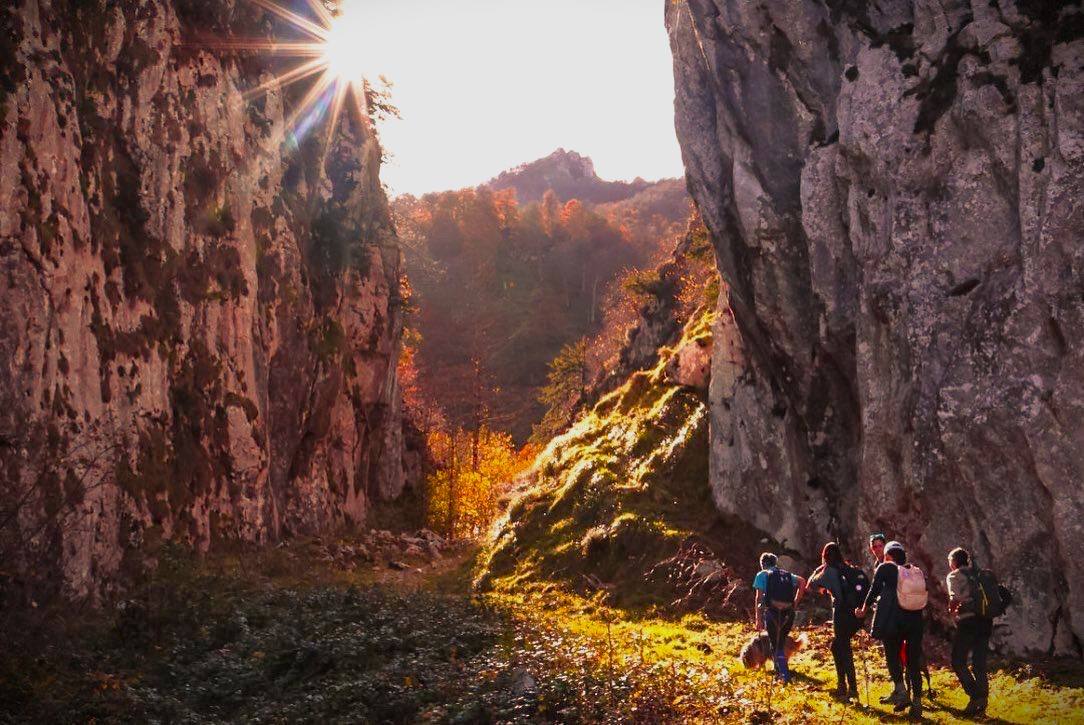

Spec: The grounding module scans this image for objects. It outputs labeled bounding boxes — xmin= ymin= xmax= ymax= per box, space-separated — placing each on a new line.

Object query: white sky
xmin=332 ymin=0 xmax=684 ymax=195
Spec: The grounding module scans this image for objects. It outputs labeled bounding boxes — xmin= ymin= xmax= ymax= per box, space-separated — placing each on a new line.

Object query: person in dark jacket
xmin=808 ymin=542 xmax=862 ymax=700
xmin=947 ymin=547 xmax=992 ymax=716
xmin=867 ymin=532 xmax=902 ymax=704
xmin=869 ymin=532 xmax=887 ymax=568
xmin=856 ymin=541 xmax=925 ymax=719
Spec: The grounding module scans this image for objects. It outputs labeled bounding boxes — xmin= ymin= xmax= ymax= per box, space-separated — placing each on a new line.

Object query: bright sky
xmin=330 ymin=0 xmax=684 ymax=195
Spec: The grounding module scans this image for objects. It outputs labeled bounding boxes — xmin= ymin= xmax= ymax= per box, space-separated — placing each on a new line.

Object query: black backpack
xmin=964 ymin=567 xmax=1010 ymax=619
xmin=839 ymin=564 xmax=871 ymax=611
xmin=765 ymin=568 xmax=797 ymax=607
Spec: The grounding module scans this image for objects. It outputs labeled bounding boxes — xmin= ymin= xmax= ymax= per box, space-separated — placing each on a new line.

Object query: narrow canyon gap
xmin=1 ymin=0 xmax=1083 ymax=669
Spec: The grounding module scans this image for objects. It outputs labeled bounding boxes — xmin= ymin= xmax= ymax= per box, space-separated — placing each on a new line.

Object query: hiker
xmin=752 ymin=552 xmax=807 ymax=684
xmin=866 ymin=532 xmax=897 ymax=702
xmin=807 ymin=542 xmax=868 ymax=701
xmin=947 ymin=547 xmax=992 ymax=716
xmin=867 ymin=532 xmax=931 ymax=703
xmin=869 ymin=532 xmax=886 ymax=567
xmin=855 ymin=540 xmax=927 ymax=719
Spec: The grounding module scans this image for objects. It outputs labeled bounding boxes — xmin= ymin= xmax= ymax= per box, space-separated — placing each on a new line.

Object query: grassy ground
xmin=0 ymin=539 xmax=503 ymax=724
xmin=2 ymin=539 xmax=1081 ymax=724
xmin=487 ymin=585 xmax=1084 ymax=724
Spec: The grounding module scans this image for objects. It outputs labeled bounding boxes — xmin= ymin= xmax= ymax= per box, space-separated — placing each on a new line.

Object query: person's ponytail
xmin=821 ymin=541 xmax=844 ymax=569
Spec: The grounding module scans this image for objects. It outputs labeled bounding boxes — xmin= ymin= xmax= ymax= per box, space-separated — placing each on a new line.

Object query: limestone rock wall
xmin=668 ymin=0 xmax=1083 ymax=654
xmin=0 ymin=0 xmax=415 ymax=598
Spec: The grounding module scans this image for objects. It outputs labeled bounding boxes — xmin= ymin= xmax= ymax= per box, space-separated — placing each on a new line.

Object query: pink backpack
xmin=897 ymin=564 xmax=928 ymax=611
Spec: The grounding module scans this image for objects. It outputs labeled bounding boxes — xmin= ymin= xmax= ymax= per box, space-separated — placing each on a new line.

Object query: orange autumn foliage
xmin=424 ymin=427 xmax=533 ymax=539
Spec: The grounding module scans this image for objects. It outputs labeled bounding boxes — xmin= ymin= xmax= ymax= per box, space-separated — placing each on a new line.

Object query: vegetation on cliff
xmin=476 ymin=301 xmax=737 ymax=603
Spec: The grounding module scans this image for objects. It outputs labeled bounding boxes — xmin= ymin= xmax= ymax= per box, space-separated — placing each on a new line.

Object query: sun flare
xmin=320 ymin=4 xmax=370 ymax=85
xmin=215 ymin=0 xmax=384 ymax=152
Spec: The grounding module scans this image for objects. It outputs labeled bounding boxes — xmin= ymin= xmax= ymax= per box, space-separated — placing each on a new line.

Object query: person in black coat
xmin=855 ymin=541 xmax=925 ymax=719
xmin=807 ymin=542 xmax=863 ymax=700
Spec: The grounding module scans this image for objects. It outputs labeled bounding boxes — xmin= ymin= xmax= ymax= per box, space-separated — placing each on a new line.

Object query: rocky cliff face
xmin=668 ymin=0 xmax=1083 ymax=654
xmin=0 ymin=0 xmax=416 ymax=600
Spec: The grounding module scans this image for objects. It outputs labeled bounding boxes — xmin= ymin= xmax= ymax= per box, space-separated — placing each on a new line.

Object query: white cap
xmin=885 ymin=540 xmax=905 ymax=554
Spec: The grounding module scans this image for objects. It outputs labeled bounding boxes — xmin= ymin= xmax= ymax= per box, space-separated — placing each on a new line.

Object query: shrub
xmin=621 ymin=268 xmax=666 ymax=299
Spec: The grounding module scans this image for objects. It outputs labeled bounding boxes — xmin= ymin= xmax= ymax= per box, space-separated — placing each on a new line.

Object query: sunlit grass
xmin=484 ymin=587 xmax=1084 ymax=724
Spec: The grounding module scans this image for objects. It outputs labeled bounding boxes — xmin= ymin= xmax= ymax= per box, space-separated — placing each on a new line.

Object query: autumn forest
xmin=392 ymin=153 xmax=696 ymax=537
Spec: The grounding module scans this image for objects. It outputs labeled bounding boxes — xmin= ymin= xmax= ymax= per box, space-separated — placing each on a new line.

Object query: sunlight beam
xmin=301 ymin=0 xmax=336 ymax=29
xmin=242 ymin=57 xmax=328 ymax=100
xmin=196 ymin=39 xmax=325 ymax=57
xmin=280 ymin=72 xmax=338 ymax=144
xmin=202 ymin=1 xmax=383 ymax=176
xmin=321 ymin=80 xmax=351 ymax=166
xmin=249 ymin=0 xmax=330 ymax=41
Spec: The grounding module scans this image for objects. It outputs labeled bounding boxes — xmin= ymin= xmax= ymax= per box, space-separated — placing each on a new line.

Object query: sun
xmin=211 ymin=0 xmax=384 ymax=152
xmin=320 ymin=3 xmax=370 ymax=86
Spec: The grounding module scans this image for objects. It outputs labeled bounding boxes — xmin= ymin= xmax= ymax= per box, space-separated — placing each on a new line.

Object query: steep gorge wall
xmin=0 ymin=0 xmax=416 ymax=599
xmin=668 ymin=0 xmax=1083 ymax=654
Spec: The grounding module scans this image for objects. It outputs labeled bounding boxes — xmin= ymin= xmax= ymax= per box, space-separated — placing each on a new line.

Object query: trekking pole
xmin=765 ymin=663 xmax=776 ymax=718
xmin=760 ymin=617 xmax=775 ymax=718
xmin=861 ymin=635 xmax=870 ymax=708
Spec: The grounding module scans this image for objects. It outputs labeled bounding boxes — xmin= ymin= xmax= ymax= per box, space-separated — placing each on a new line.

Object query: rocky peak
xmin=490 ymin=148 xmax=597 ymax=187
xmin=485 ymin=148 xmax=650 ymax=204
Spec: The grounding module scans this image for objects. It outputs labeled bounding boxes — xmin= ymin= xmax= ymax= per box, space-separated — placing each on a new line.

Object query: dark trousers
xmin=831 ymin=611 xmax=860 ymax=691
xmin=765 ymin=607 xmax=796 ymax=679
xmin=885 ymin=611 xmax=924 ymax=699
xmin=952 ymin=617 xmax=992 ymax=700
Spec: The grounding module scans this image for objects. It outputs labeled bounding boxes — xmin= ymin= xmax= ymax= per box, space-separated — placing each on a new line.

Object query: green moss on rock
xmin=477 ymin=306 xmax=723 ymax=603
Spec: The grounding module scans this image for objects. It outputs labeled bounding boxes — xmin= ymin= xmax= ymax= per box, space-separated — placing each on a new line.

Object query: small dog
xmin=739 ymin=630 xmax=807 ymax=670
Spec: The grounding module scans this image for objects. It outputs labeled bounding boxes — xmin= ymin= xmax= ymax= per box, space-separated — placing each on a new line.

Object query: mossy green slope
xmin=477 ymin=305 xmax=761 ymax=604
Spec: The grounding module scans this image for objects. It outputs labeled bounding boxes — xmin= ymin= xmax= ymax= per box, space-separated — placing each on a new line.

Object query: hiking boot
xmin=962 ymin=695 xmax=989 ymax=716
xmin=909 ymin=700 xmax=923 ymax=721
xmin=830 ymin=685 xmax=849 ymax=701
xmin=881 ymin=683 xmax=907 ymax=704
xmin=886 ymin=685 xmax=910 ymax=709
xmin=848 ymin=686 xmax=860 ymax=701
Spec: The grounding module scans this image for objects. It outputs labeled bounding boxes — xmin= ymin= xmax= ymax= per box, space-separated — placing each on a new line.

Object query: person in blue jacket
xmin=752 ymin=552 xmax=806 ymax=683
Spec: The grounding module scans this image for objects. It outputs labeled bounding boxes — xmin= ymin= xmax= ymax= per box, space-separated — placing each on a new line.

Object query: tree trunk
xmin=447 ymin=430 xmax=458 ymax=538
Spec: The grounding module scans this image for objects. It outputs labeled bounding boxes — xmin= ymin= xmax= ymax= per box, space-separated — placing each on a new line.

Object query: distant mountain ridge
xmin=485 ymin=149 xmax=666 ymax=205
